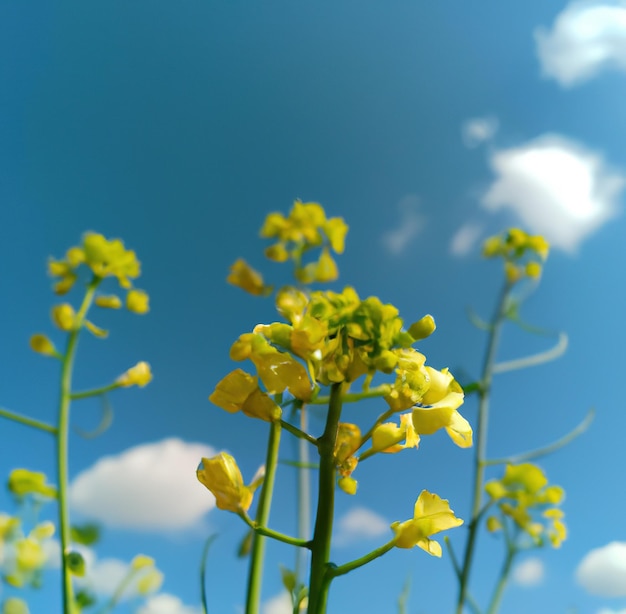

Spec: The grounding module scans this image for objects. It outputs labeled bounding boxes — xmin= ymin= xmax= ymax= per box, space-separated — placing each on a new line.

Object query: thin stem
xmin=329 ymin=538 xmax=396 ymax=578
xmin=492 ymin=332 xmax=568 ymax=374
xmin=58 ymin=277 xmax=99 ymax=614
xmin=486 ymin=543 xmax=516 ymax=614
xmin=485 ymin=408 xmax=595 ymax=466
xmin=309 ymin=384 xmax=390 ymax=406
xmin=307 ymin=382 xmax=343 ymax=614
xmin=0 ymin=407 xmax=57 ymax=435
xmin=97 ymin=567 xmax=141 ymax=614
xmin=70 ymin=383 xmax=120 ymax=400
xmin=200 ymin=534 xmax=217 ymax=614
xmin=245 ymin=420 xmax=282 ymax=614
xmin=240 ymin=512 xmax=311 ymax=548
xmin=280 ymin=418 xmax=318 ymax=447
xmin=295 ymin=405 xmax=311 ymax=593
xmin=456 ymin=282 xmax=511 ymax=614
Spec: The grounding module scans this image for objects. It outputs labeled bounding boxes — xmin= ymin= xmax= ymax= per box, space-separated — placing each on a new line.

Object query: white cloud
xmin=335 ymin=507 xmax=389 ymax=546
xmin=577 ymin=541 xmax=626 ymax=597
xmin=137 ymin=593 xmax=202 ymax=614
xmin=70 ymin=438 xmax=216 ymax=531
xmin=381 ymin=194 xmax=425 ymax=255
xmin=462 ymin=116 xmax=499 ymax=148
xmin=535 ymin=0 xmax=626 ymax=87
xmin=482 ymin=134 xmax=624 ymax=252
xmin=262 ymin=591 xmax=293 ymax=614
xmin=512 ymin=557 xmax=545 ymax=586
xmin=597 ymin=609 xmax=626 ymax=614
xmin=450 ymin=222 xmax=484 ymax=257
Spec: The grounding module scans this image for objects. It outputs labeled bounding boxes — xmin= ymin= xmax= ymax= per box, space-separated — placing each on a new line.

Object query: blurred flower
xmin=227 ymin=259 xmax=270 ymax=296
xmin=126 ymin=289 xmax=150 ymax=314
xmin=116 ymin=362 xmax=152 ymax=388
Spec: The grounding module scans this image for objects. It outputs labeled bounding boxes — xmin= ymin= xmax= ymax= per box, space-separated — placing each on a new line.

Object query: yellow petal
xmin=126 ymin=289 xmax=150 ymax=314
xmin=209 ymin=369 xmax=259 ymax=413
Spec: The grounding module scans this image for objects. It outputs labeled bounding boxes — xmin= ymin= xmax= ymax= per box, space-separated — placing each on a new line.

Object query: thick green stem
xmin=0 ymin=407 xmax=57 ymax=435
xmin=245 ymin=420 xmax=282 ymax=614
xmin=307 ymin=383 xmax=343 ymax=614
xmin=456 ymin=282 xmax=511 ymax=614
xmin=58 ymin=278 xmax=99 ymax=614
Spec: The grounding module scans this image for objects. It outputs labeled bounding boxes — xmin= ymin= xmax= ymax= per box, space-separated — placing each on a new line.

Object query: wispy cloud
xmin=482 ymin=134 xmax=624 ymax=252
xmin=461 ymin=116 xmax=499 ymax=148
xmin=70 ymin=438 xmax=216 ymax=531
xmin=535 ymin=0 xmax=626 ymax=87
xmin=512 ymin=557 xmax=545 ymax=586
xmin=334 ymin=507 xmax=389 ymax=546
xmin=381 ymin=194 xmax=425 ymax=255
xmin=449 ymin=222 xmax=484 ymax=257
xmin=576 ymin=541 xmax=626 ymax=597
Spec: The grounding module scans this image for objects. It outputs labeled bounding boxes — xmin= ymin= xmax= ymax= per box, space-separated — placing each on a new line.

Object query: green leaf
xmin=70 ymin=523 xmax=100 ymax=546
xmin=66 ymin=551 xmax=86 ymax=577
xmin=74 ymin=590 xmax=97 ymax=609
xmin=280 ymin=565 xmax=296 ymax=594
xmin=237 ymin=529 xmax=254 ymax=558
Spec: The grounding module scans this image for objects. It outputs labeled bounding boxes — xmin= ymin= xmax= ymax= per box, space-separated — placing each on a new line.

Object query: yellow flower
xmin=29 ymin=334 xmax=58 ymax=357
xmin=391 ymin=490 xmax=463 ymax=555
xmin=408 ymin=314 xmax=436 ymax=341
xmin=227 ymin=259 xmax=270 ymax=296
xmin=334 ymin=423 xmax=361 ymax=463
xmin=8 ymin=469 xmax=57 ymax=499
xmin=126 ymin=289 xmax=150 ymax=314
xmin=82 ymin=233 xmax=140 ymax=288
xmin=338 ymin=476 xmax=358 ymax=495
xmin=197 ymin=452 xmax=257 ymax=513
xmin=51 ymin=304 xmax=76 ymax=331
xmin=369 ymin=413 xmax=419 ymax=455
xmin=136 ymin=568 xmax=164 ymax=595
xmin=116 ymin=362 xmax=152 ymax=387
xmin=131 ymin=554 xmax=154 ymax=570
xmin=15 ymin=538 xmax=46 ymax=573
xmin=95 ymin=294 xmax=122 ymax=309
xmin=412 ymin=385 xmax=471 ymax=448
xmin=230 ymin=333 xmax=312 ymax=401
xmin=2 ymin=597 xmax=30 ymax=614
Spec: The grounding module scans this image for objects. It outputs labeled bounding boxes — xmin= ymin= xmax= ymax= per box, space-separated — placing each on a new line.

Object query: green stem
xmin=245 ymin=420 xmax=282 ymax=614
xmin=96 ymin=566 xmax=142 ymax=614
xmin=329 ymin=538 xmax=396 ymax=578
xmin=309 ymin=384 xmax=390 ymax=406
xmin=280 ymin=418 xmax=318 ymax=447
xmin=200 ymin=534 xmax=218 ymax=614
xmin=456 ymin=282 xmax=511 ymax=614
xmin=0 ymin=407 xmax=57 ymax=435
xmin=70 ymin=383 xmax=120 ymax=400
xmin=307 ymin=382 xmax=343 ymax=614
xmin=486 ymin=543 xmax=516 ymax=614
xmin=295 ymin=405 xmax=312 ymax=593
xmin=484 ymin=407 xmax=594 ymax=466
xmin=240 ymin=512 xmax=311 ymax=548
xmin=58 ymin=277 xmax=99 ymax=614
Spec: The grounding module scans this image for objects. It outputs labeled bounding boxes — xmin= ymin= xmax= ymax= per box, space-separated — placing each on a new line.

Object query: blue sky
xmin=1 ymin=1 xmax=626 ymax=613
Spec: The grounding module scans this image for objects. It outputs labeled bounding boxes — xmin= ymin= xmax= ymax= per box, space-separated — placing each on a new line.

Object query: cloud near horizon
xmin=482 ymin=134 xmax=624 ymax=252
xmin=69 ymin=438 xmax=216 ymax=531
xmin=535 ymin=0 xmax=626 ymax=87
xmin=577 ymin=541 xmax=626 ymax=597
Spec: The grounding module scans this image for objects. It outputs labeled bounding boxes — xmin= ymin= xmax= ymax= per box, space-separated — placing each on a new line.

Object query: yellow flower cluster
xmin=482 ymin=228 xmax=549 ymax=284
xmin=485 ymin=463 xmax=566 ymax=547
xmin=47 ymin=232 xmax=149 ymax=314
